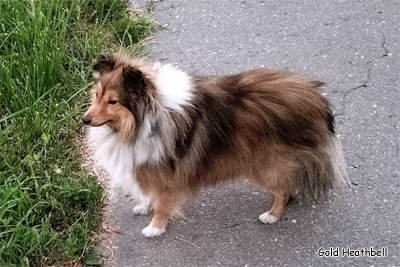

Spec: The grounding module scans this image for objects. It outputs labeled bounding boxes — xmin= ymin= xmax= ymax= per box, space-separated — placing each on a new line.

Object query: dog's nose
xmin=82 ymin=116 xmax=92 ymax=125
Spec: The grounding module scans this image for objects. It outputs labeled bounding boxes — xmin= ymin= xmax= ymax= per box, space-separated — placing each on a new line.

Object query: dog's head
xmin=83 ymin=54 xmax=156 ymax=141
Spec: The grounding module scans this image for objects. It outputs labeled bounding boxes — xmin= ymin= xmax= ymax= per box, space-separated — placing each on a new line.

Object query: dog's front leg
xmin=142 ymin=188 xmax=186 ymax=238
xmin=133 ymin=194 xmax=152 ymax=215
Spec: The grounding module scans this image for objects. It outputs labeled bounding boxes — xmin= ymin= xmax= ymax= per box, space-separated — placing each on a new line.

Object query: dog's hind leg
xmin=142 ymin=188 xmax=187 ymax=238
xmin=252 ymin=162 xmax=294 ymax=224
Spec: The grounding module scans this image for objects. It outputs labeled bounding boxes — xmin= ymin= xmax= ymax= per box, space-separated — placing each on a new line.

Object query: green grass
xmin=0 ymin=0 xmax=152 ymax=265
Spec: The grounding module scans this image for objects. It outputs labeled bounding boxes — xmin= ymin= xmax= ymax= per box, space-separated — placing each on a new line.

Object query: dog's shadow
xmin=106 ymin=180 xmax=356 ymax=267
xmin=111 ymin=179 xmax=349 ymax=244
xmin=167 ymin=181 xmax=325 ymax=240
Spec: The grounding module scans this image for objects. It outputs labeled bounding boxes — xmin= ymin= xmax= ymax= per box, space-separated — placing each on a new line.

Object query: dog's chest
xmin=87 ymin=126 xmax=135 ymax=187
xmin=87 ymin=126 xmax=164 ymax=181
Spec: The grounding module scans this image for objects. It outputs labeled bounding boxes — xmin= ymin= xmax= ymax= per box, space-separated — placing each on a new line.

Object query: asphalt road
xmin=104 ymin=0 xmax=400 ymax=266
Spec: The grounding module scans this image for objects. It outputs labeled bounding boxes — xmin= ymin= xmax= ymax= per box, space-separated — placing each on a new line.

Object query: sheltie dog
xmin=84 ymin=52 xmax=347 ymax=238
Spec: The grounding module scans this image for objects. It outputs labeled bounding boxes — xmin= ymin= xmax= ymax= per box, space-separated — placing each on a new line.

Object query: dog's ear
xmin=92 ymin=54 xmax=115 ymax=79
xmin=122 ymin=66 xmax=146 ymax=95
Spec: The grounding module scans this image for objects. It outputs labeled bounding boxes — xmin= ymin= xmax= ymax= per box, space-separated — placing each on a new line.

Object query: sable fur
xmin=84 ymin=52 xmax=347 ymax=237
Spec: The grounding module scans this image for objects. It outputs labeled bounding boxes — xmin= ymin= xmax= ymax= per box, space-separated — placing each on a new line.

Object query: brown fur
xmin=84 ymin=53 xmax=346 ymax=235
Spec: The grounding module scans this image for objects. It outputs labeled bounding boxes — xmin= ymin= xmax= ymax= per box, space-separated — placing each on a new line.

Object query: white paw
xmin=142 ymin=224 xmax=165 ymax=238
xmin=259 ymin=212 xmax=279 ymax=224
xmin=133 ymin=203 xmax=151 ymax=215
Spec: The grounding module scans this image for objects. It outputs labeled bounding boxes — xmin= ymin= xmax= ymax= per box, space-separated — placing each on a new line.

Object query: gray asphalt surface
xmin=104 ymin=0 xmax=400 ymax=266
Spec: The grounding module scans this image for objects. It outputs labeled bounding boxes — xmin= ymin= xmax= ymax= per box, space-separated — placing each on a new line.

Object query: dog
xmin=84 ymin=52 xmax=347 ymax=237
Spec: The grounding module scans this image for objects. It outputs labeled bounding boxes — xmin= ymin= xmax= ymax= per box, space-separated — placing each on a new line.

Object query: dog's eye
xmin=108 ymin=100 xmax=118 ymax=105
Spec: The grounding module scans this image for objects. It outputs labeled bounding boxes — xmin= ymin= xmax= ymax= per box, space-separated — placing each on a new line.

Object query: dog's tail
xmin=295 ymin=135 xmax=348 ymax=199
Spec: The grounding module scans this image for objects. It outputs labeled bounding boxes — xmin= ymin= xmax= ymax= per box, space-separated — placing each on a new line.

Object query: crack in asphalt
xmin=379 ymin=30 xmax=389 ymax=58
xmin=336 ymin=31 xmax=389 ymax=118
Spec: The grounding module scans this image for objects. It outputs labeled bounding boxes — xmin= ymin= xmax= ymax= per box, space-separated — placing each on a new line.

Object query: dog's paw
xmin=133 ymin=203 xmax=151 ymax=215
xmin=142 ymin=224 xmax=165 ymax=238
xmin=259 ymin=211 xmax=279 ymax=224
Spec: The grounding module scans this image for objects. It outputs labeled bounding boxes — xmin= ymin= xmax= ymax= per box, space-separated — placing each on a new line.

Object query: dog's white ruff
xmin=154 ymin=63 xmax=194 ymax=111
xmin=133 ymin=63 xmax=194 ymax=167
xmin=87 ymin=126 xmax=150 ymax=207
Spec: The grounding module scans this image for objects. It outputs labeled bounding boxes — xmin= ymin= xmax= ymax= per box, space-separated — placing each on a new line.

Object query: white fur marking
xmin=86 ymin=126 xmax=150 ymax=205
xmin=154 ymin=63 xmax=193 ymax=111
xmin=133 ymin=201 xmax=152 ymax=215
xmin=133 ymin=115 xmax=165 ymax=165
xmin=142 ymin=224 xmax=165 ymax=238
xmin=129 ymin=62 xmax=194 ymax=167
xmin=329 ymin=136 xmax=349 ymax=186
xmin=259 ymin=212 xmax=279 ymax=224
